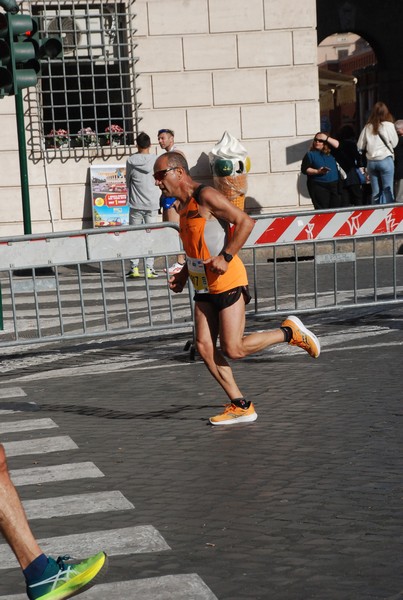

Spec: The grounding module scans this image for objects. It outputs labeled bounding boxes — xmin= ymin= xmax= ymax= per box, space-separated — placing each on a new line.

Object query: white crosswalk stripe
xmin=22 ymin=491 xmax=134 ymax=521
xmin=0 ymin=387 xmax=26 ymax=398
xmin=0 ymin=573 xmax=219 ymax=600
xmin=9 ymin=462 xmax=104 ymax=486
xmin=0 ymin=387 xmax=219 ymax=599
xmin=0 ymin=418 xmax=58 ymax=435
xmin=0 ymin=526 xmax=170 ymax=570
xmin=3 ymin=436 xmax=78 ymax=457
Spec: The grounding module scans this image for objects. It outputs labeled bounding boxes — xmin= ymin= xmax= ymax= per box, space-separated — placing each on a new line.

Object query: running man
xmin=153 ymin=152 xmax=320 ymax=425
xmin=0 ymin=443 xmax=106 ymax=599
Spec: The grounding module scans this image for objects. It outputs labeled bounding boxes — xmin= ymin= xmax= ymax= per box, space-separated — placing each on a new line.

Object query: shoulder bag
xmin=378 ymin=131 xmax=395 ymax=158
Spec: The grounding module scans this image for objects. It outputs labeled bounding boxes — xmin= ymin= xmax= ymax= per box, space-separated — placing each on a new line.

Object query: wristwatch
xmin=220 ymin=250 xmax=233 ymax=263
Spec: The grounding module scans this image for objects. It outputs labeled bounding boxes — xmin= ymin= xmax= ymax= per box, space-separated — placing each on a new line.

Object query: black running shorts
xmin=194 ymin=285 xmax=251 ymax=311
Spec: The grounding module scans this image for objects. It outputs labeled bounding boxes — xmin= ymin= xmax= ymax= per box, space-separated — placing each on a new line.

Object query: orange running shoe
xmin=209 ymin=402 xmax=258 ymax=426
xmin=281 ymin=315 xmax=320 ymax=358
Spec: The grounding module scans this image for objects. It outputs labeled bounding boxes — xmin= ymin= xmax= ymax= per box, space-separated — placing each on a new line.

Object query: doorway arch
xmin=316 ymin=0 xmax=403 ymax=119
xmin=318 ymin=32 xmax=377 ymax=133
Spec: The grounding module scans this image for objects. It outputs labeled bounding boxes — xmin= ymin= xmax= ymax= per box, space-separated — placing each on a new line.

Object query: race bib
xmin=186 ymin=257 xmax=209 ymax=293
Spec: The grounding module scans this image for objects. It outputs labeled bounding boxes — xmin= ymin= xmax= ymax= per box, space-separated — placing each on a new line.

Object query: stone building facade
xmin=0 ymin=0 xmax=319 ymax=237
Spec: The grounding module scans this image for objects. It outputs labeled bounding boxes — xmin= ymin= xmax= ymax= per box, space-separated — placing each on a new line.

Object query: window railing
xmin=25 ymin=0 xmax=140 ymax=160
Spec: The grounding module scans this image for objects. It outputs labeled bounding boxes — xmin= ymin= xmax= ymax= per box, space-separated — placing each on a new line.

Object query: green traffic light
xmin=7 ymin=13 xmax=38 ymax=91
xmin=0 ymin=12 xmax=62 ymax=97
xmin=0 ymin=12 xmax=8 ymax=36
xmin=9 ymin=13 xmax=34 ymax=36
xmin=38 ymin=36 xmax=63 ymax=59
xmin=11 ymin=40 xmax=37 ymax=64
xmin=0 ymin=51 xmax=12 ymax=85
xmin=0 ymin=0 xmax=19 ymax=14
xmin=0 ymin=13 xmax=11 ymax=96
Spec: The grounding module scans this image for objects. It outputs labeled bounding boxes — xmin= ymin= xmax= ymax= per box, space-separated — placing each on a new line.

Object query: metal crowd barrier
xmin=243 ymin=204 xmax=403 ymax=317
xmin=0 ymin=206 xmax=402 ymax=348
xmin=0 ymin=223 xmax=194 ymax=348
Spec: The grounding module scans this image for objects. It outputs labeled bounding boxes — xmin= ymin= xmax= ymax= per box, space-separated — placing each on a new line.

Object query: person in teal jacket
xmin=301 ymin=132 xmax=341 ymax=210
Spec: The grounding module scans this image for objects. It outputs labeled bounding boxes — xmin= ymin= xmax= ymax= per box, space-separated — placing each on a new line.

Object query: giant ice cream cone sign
xmin=209 ymin=131 xmax=251 ymax=210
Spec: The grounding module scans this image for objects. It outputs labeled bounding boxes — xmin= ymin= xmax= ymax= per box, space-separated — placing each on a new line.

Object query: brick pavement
xmin=0 ymin=308 xmax=402 ymax=599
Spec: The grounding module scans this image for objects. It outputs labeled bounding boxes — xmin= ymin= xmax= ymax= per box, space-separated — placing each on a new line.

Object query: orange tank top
xmin=178 ymin=188 xmax=248 ymax=294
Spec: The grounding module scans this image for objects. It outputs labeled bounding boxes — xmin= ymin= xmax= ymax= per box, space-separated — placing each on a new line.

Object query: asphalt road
xmin=0 ymin=305 xmax=402 ymax=600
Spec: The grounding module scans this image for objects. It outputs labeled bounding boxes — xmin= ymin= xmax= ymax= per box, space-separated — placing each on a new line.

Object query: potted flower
xmin=104 ymin=124 xmax=124 ymax=147
xmin=46 ymin=129 xmax=69 ymax=149
xmin=76 ymin=127 xmax=98 ymax=147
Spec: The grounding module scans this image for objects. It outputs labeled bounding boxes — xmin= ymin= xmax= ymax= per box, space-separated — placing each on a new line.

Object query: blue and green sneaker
xmin=27 ymin=551 xmax=107 ymax=600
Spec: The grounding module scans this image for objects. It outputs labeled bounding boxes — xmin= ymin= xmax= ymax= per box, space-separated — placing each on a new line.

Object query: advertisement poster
xmin=90 ymin=165 xmax=129 ymax=227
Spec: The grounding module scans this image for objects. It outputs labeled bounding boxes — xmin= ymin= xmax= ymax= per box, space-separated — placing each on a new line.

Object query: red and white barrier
xmin=247 ymin=205 xmax=403 ymax=246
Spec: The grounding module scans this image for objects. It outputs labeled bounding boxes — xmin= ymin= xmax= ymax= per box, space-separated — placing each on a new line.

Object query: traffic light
xmin=9 ymin=14 xmax=39 ymax=92
xmin=29 ymin=16 xmax=63 ymax=61
xmin=0 ymin=12 xmax=62 ymax=98
xmin=0 ymin=0 xmax=18 ymax=14
xmin=0 ymin=13 xmax=12 ymax=97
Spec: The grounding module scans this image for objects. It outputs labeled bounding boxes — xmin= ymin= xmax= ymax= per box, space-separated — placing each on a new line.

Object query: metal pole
xmin=15 ymin=89 xmax=32 ymax=234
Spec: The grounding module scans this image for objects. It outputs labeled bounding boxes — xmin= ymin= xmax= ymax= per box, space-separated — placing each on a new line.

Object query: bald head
xmin=154 ymin=152 xmax=194 ymax=200
xmin=155 ymin=152 xmax=189 ymax=174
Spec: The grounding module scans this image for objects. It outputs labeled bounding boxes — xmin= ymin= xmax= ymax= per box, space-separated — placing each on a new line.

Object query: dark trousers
xmin=307 ymin=179 xmax=341 ymax=210
xmin=341 ymin=184 xmax=363 ymax=207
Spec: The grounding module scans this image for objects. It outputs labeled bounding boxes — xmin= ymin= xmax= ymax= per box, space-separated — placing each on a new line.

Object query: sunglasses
xmin=313 ymin=138 xmax=326 ymax=143
xmin=153 ymin=167 xmax=178 ymax=181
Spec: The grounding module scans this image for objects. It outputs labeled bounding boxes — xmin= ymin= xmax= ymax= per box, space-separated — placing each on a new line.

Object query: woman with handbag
xmin=357 ymin=102 xmax=398 ymax=204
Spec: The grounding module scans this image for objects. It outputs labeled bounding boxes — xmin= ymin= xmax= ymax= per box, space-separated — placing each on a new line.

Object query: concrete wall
xmin=0 ymin=0 xmax=319 ymax=237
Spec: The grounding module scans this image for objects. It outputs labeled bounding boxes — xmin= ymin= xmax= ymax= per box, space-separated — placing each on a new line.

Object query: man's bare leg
xmin=195 ymin=297 xmax=320 ymax=424
xmin=195 ymin=300 xmax=263 ymax=425
xmin=0 ymin=444 xmax=43 ymax=570
xmin=218 ymin=300 xmax=320 ymax=360
xmin=194 ymin=298 xmax=286 ymax=399
xmin=194 ymin=301 xmax=244 ymax=400
xmin=218 ymin=296 xmax=285 ymax=359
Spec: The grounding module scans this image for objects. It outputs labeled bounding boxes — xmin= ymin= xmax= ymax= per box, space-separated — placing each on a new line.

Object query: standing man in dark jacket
xmin=326 ymin=126 xmax=364 ymax=207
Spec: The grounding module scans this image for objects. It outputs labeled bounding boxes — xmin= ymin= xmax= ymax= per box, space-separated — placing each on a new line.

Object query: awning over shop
xmin=319 ymin=67 xmax=357 ymax=108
